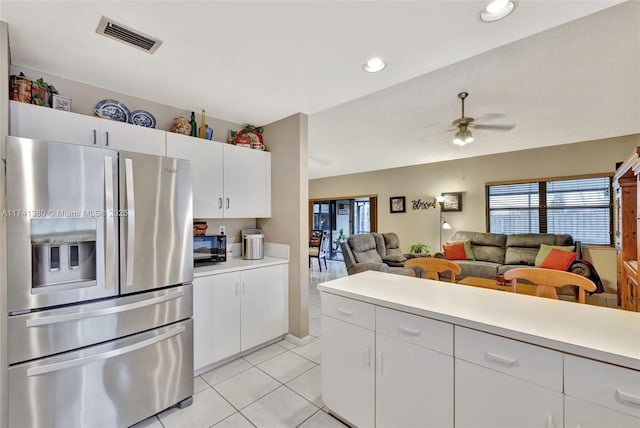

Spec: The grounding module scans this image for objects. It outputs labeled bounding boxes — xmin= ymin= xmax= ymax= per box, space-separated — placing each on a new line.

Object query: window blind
xmin=487 ymin=176 xmax=612 ymax=245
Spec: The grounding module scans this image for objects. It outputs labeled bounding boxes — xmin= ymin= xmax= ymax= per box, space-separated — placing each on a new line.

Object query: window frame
xmin=485 ymin=173 xmax=614 ymax=246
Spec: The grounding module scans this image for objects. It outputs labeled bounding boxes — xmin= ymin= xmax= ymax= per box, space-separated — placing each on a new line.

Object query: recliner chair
xmin=341 ymin=233 xmax=410 ymax=276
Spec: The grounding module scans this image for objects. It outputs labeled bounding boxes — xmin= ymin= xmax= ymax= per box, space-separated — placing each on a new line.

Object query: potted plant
xmin=409 ymin=243 xmax=430 ymax=255
xmin=333 ymin=228 xmax=348 ymax=250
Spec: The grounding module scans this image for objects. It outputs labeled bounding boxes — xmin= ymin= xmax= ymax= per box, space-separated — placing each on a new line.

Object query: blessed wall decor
xmin=411 ymin=198 xmax=437 ymax=210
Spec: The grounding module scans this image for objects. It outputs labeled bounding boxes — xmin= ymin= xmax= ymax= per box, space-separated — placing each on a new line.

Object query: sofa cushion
xmin=472 ymin=246 xmax=506 ymax=264
xmin=535 ymin=244 xmax=575 ymax=267
xmin=506 ymin=233 xmax=573 ymax=248
xmin=451 ymin=231 xmax=506 ymax=264
xmin=447 ymin=240 xmax=475 ymax=260
xmin=504 ymin=247 xmax=538 ymax=266
xmin=444 ymin=242 xmax=467 ymax=260
xmin=382 ymin=233 xmax=404 ymax=256
xmin=454 ymin=260 xmax=500 ymax=280
xmin=540 ymin=248 xmax=577 ymax=271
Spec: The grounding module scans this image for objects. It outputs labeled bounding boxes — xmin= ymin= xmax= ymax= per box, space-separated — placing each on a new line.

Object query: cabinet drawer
xmin=565 ymin=354 xmax=640 ymax=418
xmin=321 ymin=293 xmax=374 ymax=330
xmin=454 ymin=326 xmax=563 ymax=391
xmin=376 ymin=306 xmax=452 ymax=355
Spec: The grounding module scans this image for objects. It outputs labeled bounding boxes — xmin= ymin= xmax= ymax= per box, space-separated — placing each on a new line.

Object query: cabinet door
xmin=455 ymin=359 xmax=563 ymax=428
xmin=240 ymin=265 xmax=286 ymax=350
xmin=10 ymin=100 xmax=100 ymax=146
xmin=223 ymin=144 xmax=270 ymax=218
xmin=167 ymin=133 xmax=224 ymax=219
xmin=565 ymin=395 xmax=640 ymax=428
xmin=193 ymin=273 xmax=241 ymax=372
xmin=322 ymin=315 xmax=375 ymax=428
xmin=100 ymin=119 xmax=166 ymax=155
xmin=376 ymin=334 xmax=453 ymax=428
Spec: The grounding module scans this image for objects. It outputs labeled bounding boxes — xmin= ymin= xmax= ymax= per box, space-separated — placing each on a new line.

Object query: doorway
xmin=309 ymin=195 xmax=378 ymax=261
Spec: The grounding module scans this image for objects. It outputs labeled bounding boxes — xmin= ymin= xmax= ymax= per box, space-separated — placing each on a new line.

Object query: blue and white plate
xmin=130 ymin=110 xmax=156 ymax=128
xmin=95 ymin=99 xmax=130 ymax=122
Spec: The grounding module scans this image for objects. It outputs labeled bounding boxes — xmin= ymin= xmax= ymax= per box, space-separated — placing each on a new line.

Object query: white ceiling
xmin=2 ymin=1 xmax=638 ymax=179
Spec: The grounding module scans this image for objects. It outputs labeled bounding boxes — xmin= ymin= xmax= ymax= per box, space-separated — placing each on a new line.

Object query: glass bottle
xmin=190 ymin=112 xmax=197 ymax=137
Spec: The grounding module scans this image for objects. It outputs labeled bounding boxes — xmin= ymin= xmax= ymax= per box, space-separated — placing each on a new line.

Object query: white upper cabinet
xmin=10 ymin=101 xmax=272 ymax=219
xmin=100 ymin=118 xmax=166 ymax=156
xmin=10 ymin=101 xmax=166 ymax=156
xmin=168 ymin=134 xmax=271 ymax=219
xmin=10 ymin=100 xmax=101 ymax=146
xmin=223 ymin=143 xmax=271 ymax=219
xmin=166 ymin=132 xmax=224 ymax=219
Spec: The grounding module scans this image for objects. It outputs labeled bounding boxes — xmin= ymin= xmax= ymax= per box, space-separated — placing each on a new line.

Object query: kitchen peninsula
xmin=319 ymin=271 xmax=640 ymax=428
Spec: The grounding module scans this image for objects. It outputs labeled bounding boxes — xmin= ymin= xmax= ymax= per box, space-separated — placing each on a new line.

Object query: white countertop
xmin=318 ymin=271 xmax=640 ymax=370
xmin=194 ymin=256 xmax=288 ymax=277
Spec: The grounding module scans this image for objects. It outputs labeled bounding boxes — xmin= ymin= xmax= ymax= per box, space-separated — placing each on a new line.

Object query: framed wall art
xmin=441 ymin=192 xmax=462 ymax=212
xmin=390 ymin=196 xmax=406 ymax=213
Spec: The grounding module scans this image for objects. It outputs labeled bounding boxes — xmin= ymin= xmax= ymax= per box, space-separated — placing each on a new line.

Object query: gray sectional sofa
xmin=438 ymin=231 xmax=582 ymax=280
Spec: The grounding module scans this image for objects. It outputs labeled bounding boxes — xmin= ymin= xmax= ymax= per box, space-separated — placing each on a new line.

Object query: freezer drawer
xmin=8 ymin=284 xmax=192 ymax=364
xmin=9 ymin=319 xmax=193 ymax=428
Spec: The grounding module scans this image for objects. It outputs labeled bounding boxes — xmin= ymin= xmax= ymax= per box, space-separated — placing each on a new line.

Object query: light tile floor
xmin=132 ymin=262 xmax=347 ymax=428
xmin=134 ymin=258 xmax=619 ymax=428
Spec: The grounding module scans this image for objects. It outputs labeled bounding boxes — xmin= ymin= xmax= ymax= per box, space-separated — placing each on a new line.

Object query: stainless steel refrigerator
xmin=5 ymin=137 xmax=194 ymax=428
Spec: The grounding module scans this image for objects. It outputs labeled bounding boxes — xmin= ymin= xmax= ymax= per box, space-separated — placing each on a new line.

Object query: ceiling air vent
xmin=96 ymin=16 xmax=162 ymax=54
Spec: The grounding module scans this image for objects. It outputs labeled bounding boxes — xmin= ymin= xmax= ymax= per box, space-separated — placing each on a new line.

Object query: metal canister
xmin=242 ymin=228 xmax=264 ymax=260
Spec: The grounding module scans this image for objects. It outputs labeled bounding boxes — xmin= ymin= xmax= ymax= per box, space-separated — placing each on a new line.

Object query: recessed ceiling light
xmin=479 ymin=0 xmax=517 ymax=22
xmin=363 ymin=57 xmax=386 ymax=73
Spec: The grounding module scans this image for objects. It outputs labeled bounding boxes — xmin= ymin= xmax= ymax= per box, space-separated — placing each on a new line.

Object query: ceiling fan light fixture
xmin=479 ymin=0 xmax=517 ymax=22
xmin=453 ymin=129 xmax=473 ymax=146
xmin=363 ymin=57 xmax=386 ymax=73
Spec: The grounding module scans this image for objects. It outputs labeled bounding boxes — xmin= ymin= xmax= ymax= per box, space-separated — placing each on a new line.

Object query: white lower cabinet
xmin=564 ymin=354 xmax=640 ymax=427
xmin=321 ymin=295 xmax=453 ymax=428
xmin=193 ymin=264 xmax=287 ymax=373
xmin=322 ymin=315 xmax=375 ymax=428
xmin=455 ymin=359 xmax=563 ymax=428
xmin=193 ymin=272 xmax=241 ymax=371
xmin=376 ymin=333 xmax=453 ymax=428
xmin=240 ymin=264 xmax=287 ymax=350
xmin=565 ymin=395 xmax=640 ymax=428
xmin=321 ymin=292 xmax=639 ymax=428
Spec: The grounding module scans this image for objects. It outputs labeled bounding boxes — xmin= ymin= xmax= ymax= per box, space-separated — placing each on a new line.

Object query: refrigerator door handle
xmin=104 ymin=157 xmax=115 ymax=289
xmin=125 ymin=158 xmax=136 ymax=287
xmin=26 ymin=325 xmax=186 ymax=377
xmin=25 ymin=289 xmax=185 ymax=328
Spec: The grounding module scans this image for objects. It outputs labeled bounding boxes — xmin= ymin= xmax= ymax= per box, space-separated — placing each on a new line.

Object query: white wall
xmin=310 ymin=134 xmax=640 ymax=293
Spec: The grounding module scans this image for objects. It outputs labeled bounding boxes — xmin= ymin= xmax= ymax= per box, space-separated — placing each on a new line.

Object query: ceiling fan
xmin=449 ymin=91 xmax=515 ymax=146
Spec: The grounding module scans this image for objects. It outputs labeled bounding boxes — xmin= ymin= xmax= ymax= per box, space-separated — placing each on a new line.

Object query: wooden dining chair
xmin=503 ymin=268 xmax=597 ymax=304
xmin=309 ymin=230 xmax=329 ymax=271
xmin=404 ymin=257 xmax=462 ymax=283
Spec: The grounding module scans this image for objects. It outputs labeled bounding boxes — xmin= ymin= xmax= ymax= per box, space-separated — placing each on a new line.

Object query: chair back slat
xmin=404 ymin=258 xmax=462 ymax=283
xmin=503 ymin=268 xmax=596 ymax=304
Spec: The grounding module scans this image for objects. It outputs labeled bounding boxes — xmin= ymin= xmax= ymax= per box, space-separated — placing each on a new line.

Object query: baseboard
xmin=285 ymin=333 xmax=311 ymax=346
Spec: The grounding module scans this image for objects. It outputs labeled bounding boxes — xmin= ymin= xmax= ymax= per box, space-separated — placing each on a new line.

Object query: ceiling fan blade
xmin=472 ymin=123 xmax=516 ymax=131
xmin=475 ymin=113 xmax=507 ymax=122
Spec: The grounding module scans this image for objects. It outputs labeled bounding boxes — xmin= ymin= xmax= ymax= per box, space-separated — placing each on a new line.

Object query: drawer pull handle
xmin=399 ymin=326 xmax=421 ymax=336
xmin=617 ymin=388 xmax=640 ymax=406
xmin=545 ymin=414 xmax=556 ymax=428
xmin=337 ymin=308 xmax=353 ymax=316
xmin=486 ymin=352 xmax=518 ymax=366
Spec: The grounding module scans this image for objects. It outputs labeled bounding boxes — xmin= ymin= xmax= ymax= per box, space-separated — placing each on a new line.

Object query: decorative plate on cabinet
xmin=95 ymin=99 xmax=130 ymax=122
xmin=130 ymin=110 xmax=156 ymax=128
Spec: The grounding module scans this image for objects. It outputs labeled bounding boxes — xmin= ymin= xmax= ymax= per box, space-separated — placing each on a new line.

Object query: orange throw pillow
xmin=443 ymin=242 xmax=467 ymax=260
xmin=540 ymin=248 xmax=577 ymax=271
